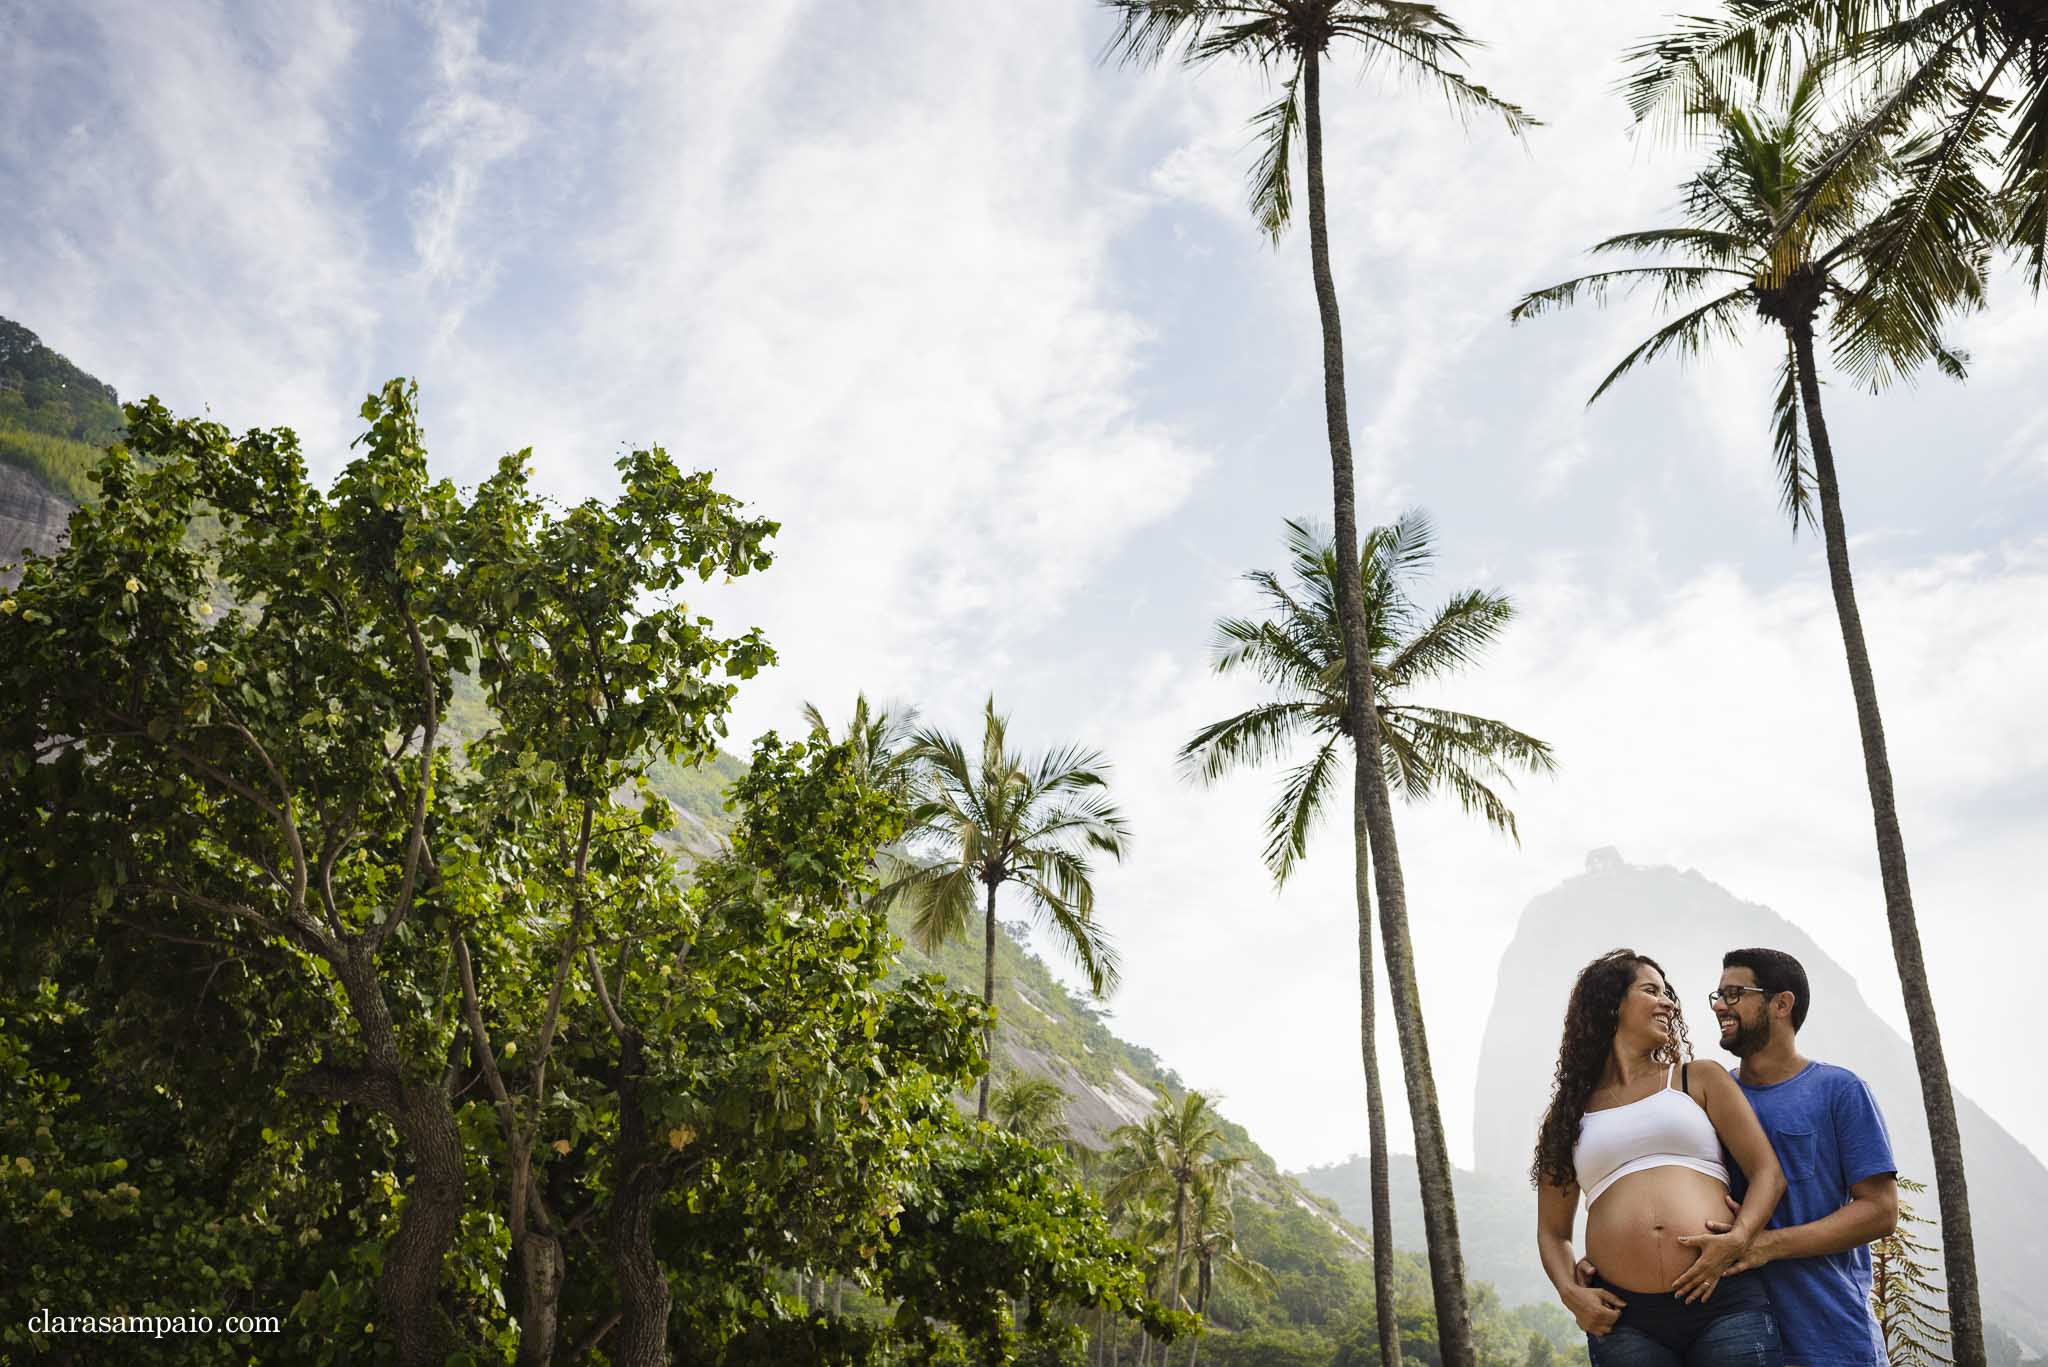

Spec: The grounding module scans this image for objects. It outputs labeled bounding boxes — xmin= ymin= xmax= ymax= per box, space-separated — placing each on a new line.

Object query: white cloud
xmin=0 ymin=1 xmax=374 ymax=450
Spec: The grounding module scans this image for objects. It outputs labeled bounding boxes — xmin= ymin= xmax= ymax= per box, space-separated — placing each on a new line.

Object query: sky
xmin=4 ymin=0 xmax=2045 ymax=1175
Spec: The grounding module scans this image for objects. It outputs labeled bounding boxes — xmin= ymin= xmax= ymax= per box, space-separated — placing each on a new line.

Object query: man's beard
xmin=1719 ymin=1011 xmax=1772 ymax=1058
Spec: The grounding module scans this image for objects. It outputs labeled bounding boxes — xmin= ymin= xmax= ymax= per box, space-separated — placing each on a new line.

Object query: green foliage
xmin=0 ymin=378 xmax=1177 ymax=1366
xmin=1510 ymin=63 xmax=1992 ymax=527
xmin=1197 ymin=1323 xmax=1333 ymax=1367
xmin=1184 ymin=513 xmax=1555 ymax=884
xmin=0 ymin=422 xmax=104 ymax=505
xmin=1872 ymin=1176 xmax=1951 ymax=1367
xmin=883 ymin=1129 xmax=1188 ymax=1362
xmin=0 ymin=316 xmax=124 ymax=511
xmin=1097 ymin=1 xmax=1533 ymax=243
xmin=0 ymin=317 xmax=123 ymax=445
xmin=1622 ymin=1 xmax=2048 ymax=290
xmin=893 ymin=697 xmax=1132 ymax=1000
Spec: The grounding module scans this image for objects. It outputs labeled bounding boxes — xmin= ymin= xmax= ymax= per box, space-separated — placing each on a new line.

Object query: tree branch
xmin=372 ymin=591 xmax=439 ymax=952
xmin=586 ymin=946 xmax=630 ymax=1041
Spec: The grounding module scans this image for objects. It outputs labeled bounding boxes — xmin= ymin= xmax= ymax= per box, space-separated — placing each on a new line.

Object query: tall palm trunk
xmin=1352 ymin=789 xmax=1400 ymax=1367
xmin=978 ymin=877 xmax=999 ymax=1121
xmin=1301 ymin=53 xmax=1477 ymax=1367
xmin=1185 ymin=1259 xmax=1210 ymax=1367
xmin=1168 ymin=1176 xmax=1190 ymax=1321
xmin=1788 ymin=320 xmax=1983 ymax=1367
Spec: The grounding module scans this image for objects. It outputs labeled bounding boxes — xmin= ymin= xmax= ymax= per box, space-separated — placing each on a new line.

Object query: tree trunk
xmin=1301 ymin=53 xmax=1476 ymax=1367
xmin=331 ymin=949 xmax=467 ymax=1367
xmin=978 ymin=878 xmax=999 ymax=1121
xmin=513 ymin=1222 xmax=565 ymax=1367
xmin=609 ymin=1028 xmax=672 ymax=1367
xmin=1788 ymin=321 xmax=1983 ymax=1367
xmin=1168 ymin=1177 xmax=1189 ymax=1320
xmin=1352 ymin=787 xmax=1401 ymax=1367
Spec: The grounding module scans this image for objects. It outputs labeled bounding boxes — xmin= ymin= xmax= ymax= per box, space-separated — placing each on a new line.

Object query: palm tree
xmin=1509 ymin=67 xmax=1994 ymax=1362
xmin=1180 ymin=511 xmax=1555 ymax=1367
xmin=1105 ymin=1090 xmax=1247 ymax=1367
xmin=893 ymin=697 xmax=1129 ymax=1121
xmin=1177 ymin=1169 xmax=1275 ymax=1367
xmin=1100 ymin=10 xmax=1530 ymax=1361
xmin=1625 ymin=0 xmax=2048 ymax=291
xmin=991 ymin=1072 xmax=1077 ymax=1152
xmin=801 ymin=692 xmax=924 ymax=809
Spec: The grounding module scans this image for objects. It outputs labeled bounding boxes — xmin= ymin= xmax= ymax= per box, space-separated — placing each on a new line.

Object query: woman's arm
xmin=1538 ymin=1178 xmax=1625 ymax=1334
xmin=1671 ymin=1061 xmax=1786 ymax=1303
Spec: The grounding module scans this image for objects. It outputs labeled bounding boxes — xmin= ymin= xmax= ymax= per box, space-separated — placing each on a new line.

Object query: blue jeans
xmin=1586 ymin=1308 xmax=1785 ymax=1366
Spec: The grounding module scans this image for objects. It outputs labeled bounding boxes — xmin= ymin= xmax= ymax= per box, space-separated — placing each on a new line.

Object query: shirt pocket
xmin=1776 ymin=1128 xmax=1817 ymax=1181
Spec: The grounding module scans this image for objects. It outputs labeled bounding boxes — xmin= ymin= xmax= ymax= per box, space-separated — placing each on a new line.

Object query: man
xmin=1580 ymin=947 xmax=1900 ymax=1365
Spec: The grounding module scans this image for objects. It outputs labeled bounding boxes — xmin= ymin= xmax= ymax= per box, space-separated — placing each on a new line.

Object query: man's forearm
xmin=1758 ymin=1198 xmax=1893 ymax=1261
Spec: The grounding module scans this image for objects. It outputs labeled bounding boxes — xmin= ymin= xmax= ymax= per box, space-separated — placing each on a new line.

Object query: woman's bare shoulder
xmin=1685 ymin=1057 xmax=1737 ymax=1102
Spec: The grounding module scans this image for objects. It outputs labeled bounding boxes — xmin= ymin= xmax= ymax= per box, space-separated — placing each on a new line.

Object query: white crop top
xmin=1572 ymin=1063 xmax=1728 ymax=1208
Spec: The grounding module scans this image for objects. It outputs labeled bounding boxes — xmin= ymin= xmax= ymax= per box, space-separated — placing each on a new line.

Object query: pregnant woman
xmin=1534 ymin=950 xmax=1788 ymax=1365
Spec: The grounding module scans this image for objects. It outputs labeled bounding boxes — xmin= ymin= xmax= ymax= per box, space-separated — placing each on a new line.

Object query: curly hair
xmin=1529 ymin=948 xmax=1694 ymax=1191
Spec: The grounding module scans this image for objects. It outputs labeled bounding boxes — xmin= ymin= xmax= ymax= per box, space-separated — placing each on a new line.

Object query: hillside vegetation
xmin=0 ymin=317 xmax=120 ymax=502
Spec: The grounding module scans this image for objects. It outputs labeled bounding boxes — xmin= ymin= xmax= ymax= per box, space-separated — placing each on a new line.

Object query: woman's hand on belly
xmin=1582 ymin=1167 xmax=1738 ymax=1295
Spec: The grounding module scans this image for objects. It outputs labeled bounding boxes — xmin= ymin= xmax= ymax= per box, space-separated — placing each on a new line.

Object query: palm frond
xmin=1509 ymin=266 xmax=1747 ymax=324
xmin=1249 ymin=63 xmax=1304 ymax=240
xmin=1620 ymin=1 xmax=1835 ymax=132
xmin=1098 ymin=0 xmax=1253 ymax=69
xmin=1585 ymin=286 xmax=1756 ymax=403
xmin=1261 ymin=737 xmax=1343 ymax=888
xmin=1587 ymin=226 xmax=1754 ymax=265
xmin=1344 ymin=19 xmax=1539 ymax=135
xmin=1380 ymin=587 xmax=1514 ymax=688
xmin=1178 ymin=699 xmax=1321 ymax=785
xmin=1771 ymin=339 xmax=1818 ymax=532
xmin=894 ymin=860 xmax=980 ymax=955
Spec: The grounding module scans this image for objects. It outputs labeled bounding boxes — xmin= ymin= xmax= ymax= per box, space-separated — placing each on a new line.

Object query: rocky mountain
xmin=0 ymin=462 xmax=72 ymax=586
xmin=1469 ymin=850 xmax=2046 ymax=1355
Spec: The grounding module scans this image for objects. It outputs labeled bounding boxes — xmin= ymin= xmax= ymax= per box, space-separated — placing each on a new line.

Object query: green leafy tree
xmin=626 ymin=733 xmax=988 ymax=1365
xmin=891 ymin=698 xmax=1130 ymax=1121
xmin=1180 ymin=513 xmax=1553 ymax=1367
xmin=0 ymin=381 xmax=784 ymax=1366
xmin=1100 ymin=10 xmax=1532 ymax=1362
xmin=1510 ymin=66 xmax=1995 ymax=1364
xmin=441 ymin=428 xmax=773 ymax=1365
xmin=884 ymin=1128 xmax=1188 ymax=1365
xmin=1872 ymin=1177 xmax=1952 ymax=1367
xmin=1 ymin=385 xmax=509 ymax=1365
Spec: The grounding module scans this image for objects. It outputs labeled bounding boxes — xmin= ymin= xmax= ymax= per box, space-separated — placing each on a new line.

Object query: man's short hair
xmin=1724 ymin=947 xmax=1810 ymax=1030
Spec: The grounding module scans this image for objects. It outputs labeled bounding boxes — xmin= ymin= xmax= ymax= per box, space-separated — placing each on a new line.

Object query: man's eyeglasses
xmin=1707 ymin=986 xmax=1769 ymax=1008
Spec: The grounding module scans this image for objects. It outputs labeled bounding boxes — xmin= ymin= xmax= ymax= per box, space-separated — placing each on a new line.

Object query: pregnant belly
xmin=1584 ymin=1166 xmax=1735 ymax=1294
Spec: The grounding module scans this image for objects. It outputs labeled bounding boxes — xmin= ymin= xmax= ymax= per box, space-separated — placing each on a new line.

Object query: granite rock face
xmin=1474 ymin=852 xmax=2047 ymax=1351
xmin=0 ymin=462 xmax=72 ymax=586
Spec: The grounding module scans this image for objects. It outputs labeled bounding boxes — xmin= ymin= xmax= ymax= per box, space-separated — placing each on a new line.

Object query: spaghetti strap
xmin=1664 ymin=1062 xmax=1677 ymax=1090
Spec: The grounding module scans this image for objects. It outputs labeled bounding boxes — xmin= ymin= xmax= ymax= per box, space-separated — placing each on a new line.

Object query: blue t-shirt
xmin=1725 ymin=1061 xmax=1897 ymax=1367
